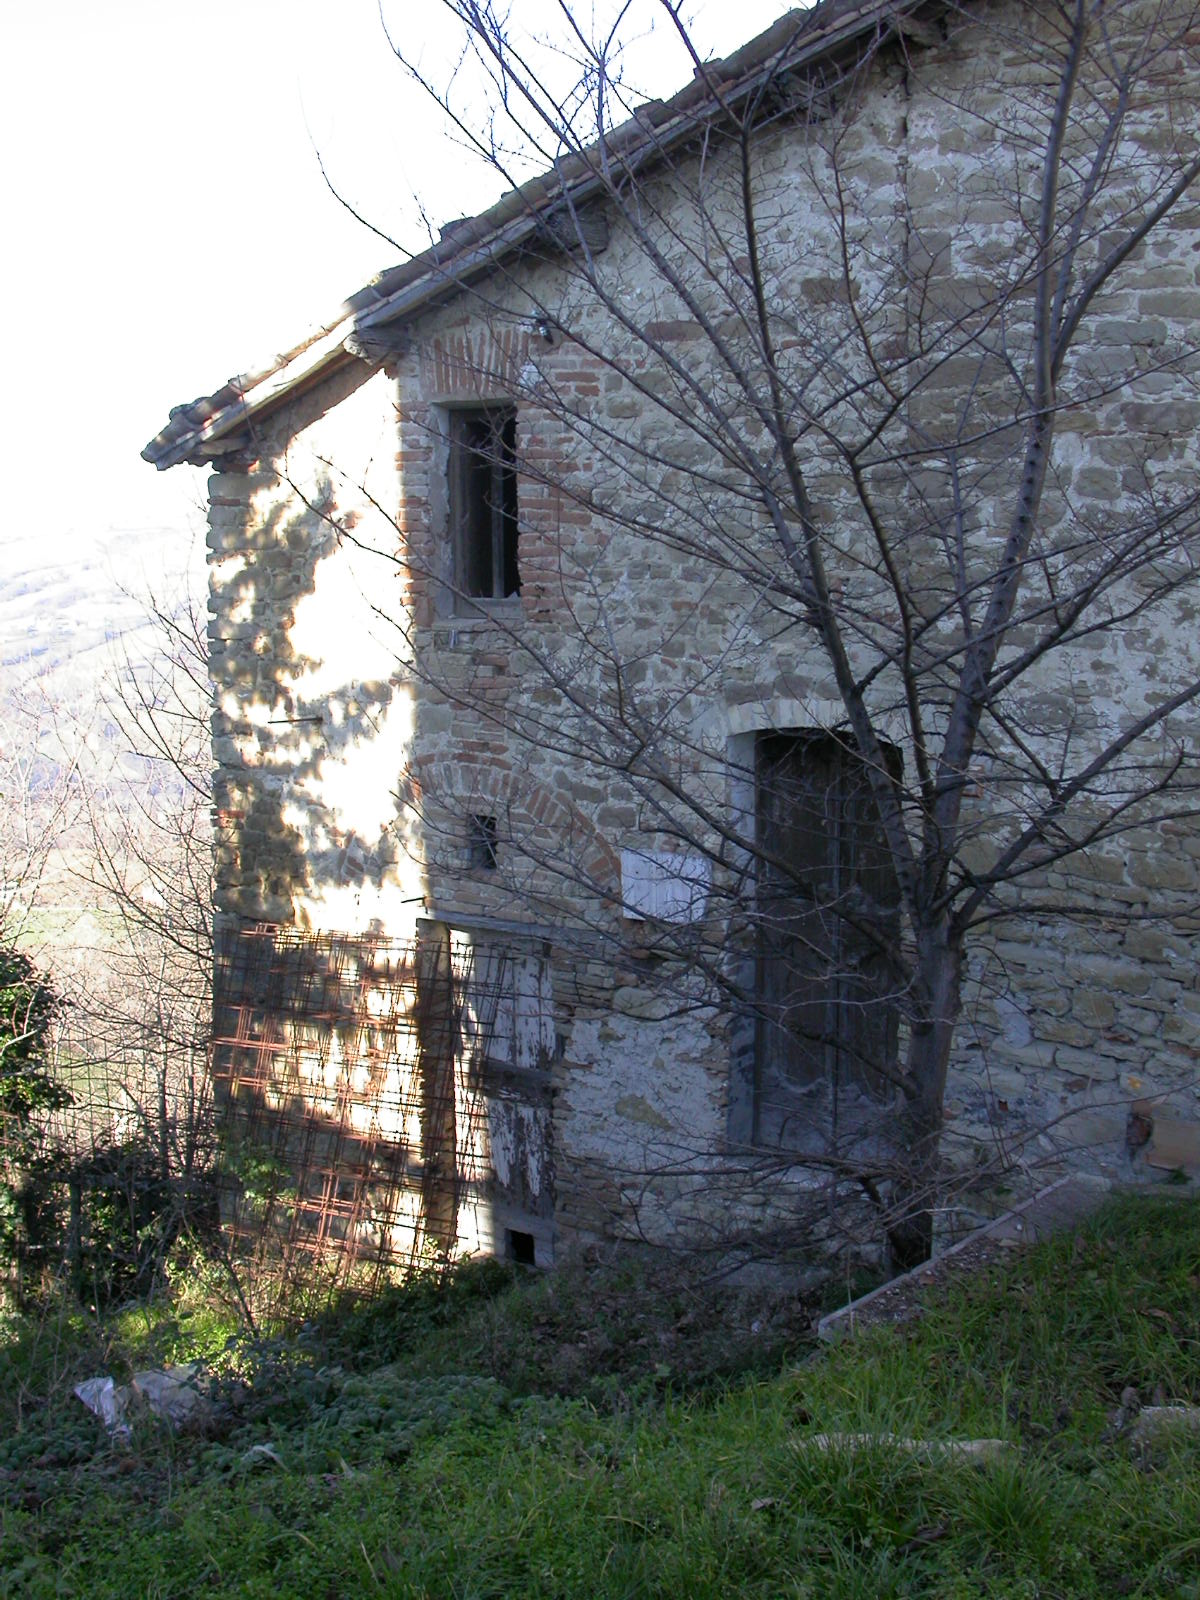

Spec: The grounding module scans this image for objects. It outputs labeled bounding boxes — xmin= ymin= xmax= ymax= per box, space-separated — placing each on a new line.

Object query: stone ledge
xmin=793 ymin=1432 xmax=1012 ymax=1462
xmin=817 ymin=1173 xmax=1112 ymax=1343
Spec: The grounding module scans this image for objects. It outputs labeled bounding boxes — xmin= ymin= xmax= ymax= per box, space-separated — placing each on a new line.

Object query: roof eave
xmin=144 ymin=0 xmax=926 ymax=473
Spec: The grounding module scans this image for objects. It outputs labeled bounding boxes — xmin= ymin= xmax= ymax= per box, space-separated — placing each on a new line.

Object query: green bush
xmin=0 ymin=946 xmax=71 ymax=1283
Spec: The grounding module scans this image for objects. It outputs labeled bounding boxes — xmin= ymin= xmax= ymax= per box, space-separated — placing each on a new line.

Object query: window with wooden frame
xmin=754 ymin=732 xmax=901 ymax=1148
xmin=448 ymin=407 xmax=520 ymax=603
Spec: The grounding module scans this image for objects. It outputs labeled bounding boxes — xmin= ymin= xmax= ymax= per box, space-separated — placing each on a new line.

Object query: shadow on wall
xmin=208 ymin=457 xmax=438 ymax=1294
xmin=210 ymin=466 xmax=412 ymax=930
xmin=212 ymin=923 xmax=557 ymax=1299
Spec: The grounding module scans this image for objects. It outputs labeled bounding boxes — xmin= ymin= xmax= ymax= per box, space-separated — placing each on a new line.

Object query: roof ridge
xmin=143 ymin=0 xmax=921 ymax=472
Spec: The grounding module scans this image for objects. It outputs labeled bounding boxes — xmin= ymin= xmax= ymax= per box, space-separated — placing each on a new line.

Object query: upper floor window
xmin=449 ymin=407 xmax=520 ymax=602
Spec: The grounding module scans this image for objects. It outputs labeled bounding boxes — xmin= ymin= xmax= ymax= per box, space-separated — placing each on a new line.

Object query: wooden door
xmin=755 ymin=733 xmax=900 ymax=1146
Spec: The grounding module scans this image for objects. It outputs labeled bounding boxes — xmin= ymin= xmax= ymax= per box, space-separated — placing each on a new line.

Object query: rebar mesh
xmin=212 ymin=924 xmax=523 ymax=1297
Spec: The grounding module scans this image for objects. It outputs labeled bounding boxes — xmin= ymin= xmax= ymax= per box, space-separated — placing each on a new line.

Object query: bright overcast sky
xmin=1 ymin=0 xmax=786 ymax=577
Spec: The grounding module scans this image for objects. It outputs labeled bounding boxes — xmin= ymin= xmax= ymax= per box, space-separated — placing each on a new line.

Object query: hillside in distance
xmin=1 ymin=520 xmax=210 ymax=978
xmin=0 ymin=521 xmax=205 ymax=703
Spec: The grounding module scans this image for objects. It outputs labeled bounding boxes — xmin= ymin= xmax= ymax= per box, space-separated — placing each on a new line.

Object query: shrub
xmin=0 ymin=946 xmax=71 ymax=1287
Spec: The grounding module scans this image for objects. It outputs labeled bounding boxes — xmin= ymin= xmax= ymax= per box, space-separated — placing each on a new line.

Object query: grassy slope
xmin=1 ymin=1193 xmax=1197 ymax=1598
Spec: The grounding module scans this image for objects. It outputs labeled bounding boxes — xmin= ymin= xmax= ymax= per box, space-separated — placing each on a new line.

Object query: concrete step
xmin=817 ymin=1173 xmax=1112 ymax=1343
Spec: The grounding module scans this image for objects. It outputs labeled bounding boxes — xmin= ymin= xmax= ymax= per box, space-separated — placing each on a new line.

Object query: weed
xmin=0 ymin=1193 xmax=1196 ymax=1597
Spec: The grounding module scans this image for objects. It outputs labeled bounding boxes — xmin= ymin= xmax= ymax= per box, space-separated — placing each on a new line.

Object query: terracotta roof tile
xmin=143 ymin=0 xmax=924 ymax=472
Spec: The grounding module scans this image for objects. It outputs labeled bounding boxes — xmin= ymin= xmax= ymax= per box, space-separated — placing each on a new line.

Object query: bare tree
xmin=318 ymin=0 xmax=1200 ymax=1266
xmin=1 ymin=582 xmax=220 ymax=1300
xmin=0 ymin=552 xmax=224 ymax=1299
xmin=0 ymin=680 xmax=84 ymax=1291
xmin=73 ymin=581 xmax=215 ymax=1196
xmin=0 ymin=678 xmax=82 ymax=952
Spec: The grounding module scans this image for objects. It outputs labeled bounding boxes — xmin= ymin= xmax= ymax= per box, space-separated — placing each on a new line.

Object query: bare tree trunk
xmin=887 ymin=930 xmax=963 ymax=1271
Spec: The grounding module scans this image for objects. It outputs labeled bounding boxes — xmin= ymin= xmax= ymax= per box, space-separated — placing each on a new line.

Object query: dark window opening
xmin=506 ymin=1228 xmax=536 ymax=1265
xmin=449 ymin=407 xmax=520 ymax=601
xmin=468 ymin=813 xmax=499 ymax=870
xmin=754 ymin=732 xmax=901 ymax=1148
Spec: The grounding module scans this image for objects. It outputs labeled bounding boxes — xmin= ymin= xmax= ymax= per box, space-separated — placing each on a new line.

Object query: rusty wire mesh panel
xmin=212 ymin=924 xmax=519 ymax=1301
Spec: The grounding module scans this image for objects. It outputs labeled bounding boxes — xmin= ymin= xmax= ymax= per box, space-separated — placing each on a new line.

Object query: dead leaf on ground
xmin=899 ymin=1522 xmax=950 ymax=1554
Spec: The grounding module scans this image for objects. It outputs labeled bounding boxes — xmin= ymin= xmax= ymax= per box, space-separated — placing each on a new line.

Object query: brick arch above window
xmin=404 ymin=756 xmax=621 ymax=899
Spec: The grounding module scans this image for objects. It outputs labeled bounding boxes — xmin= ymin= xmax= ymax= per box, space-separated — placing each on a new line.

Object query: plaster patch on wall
xmin=565 ymin=1009 xmax=724 ymax=1163
xmin=614 ymin=1093 xmax=672 ymax=1130
xmin=994 ymin=993 xmax=1033 ymax=1049
xmin=620 ymin=848 xmax=711 ymax=922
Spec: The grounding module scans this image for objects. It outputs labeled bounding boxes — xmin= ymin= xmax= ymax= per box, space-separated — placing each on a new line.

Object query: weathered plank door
xmin=415 ymin=922 xmax=555 ymax=1264
xmin=755 ymin=733 xmax=900 ymax=1147
xmin=467 ymin=942 xmax=556 ymax=1263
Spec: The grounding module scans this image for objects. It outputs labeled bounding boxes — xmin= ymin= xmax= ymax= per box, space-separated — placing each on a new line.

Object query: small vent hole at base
xmin=507 ymin=1229 xmax=536 ymax=1266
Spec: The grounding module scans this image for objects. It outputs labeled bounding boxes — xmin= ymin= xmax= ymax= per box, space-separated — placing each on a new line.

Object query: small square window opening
xmin=469 ymin=813 xmax=499 ymax=869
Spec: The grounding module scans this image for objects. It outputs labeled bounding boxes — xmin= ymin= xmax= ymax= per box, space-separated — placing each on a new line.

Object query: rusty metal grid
xmin=212 ymin=924 xmax=512 ymax=1297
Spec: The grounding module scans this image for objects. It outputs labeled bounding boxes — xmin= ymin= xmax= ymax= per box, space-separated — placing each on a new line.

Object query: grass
xmin=0 ymin=1193 xmax=1197 ymax=1597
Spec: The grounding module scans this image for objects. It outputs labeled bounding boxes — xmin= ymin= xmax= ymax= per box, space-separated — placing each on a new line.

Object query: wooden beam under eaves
xmin=344 ymin=326 xmax=412 ymax=363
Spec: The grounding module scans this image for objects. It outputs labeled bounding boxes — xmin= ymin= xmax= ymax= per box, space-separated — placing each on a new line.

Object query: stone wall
xmin=207 ymin=0 xmax=1200 ymax=1260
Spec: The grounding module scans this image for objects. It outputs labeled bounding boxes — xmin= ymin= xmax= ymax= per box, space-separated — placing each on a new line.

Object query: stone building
xmin=145 ymin=0 xmax=1200 ymax=1272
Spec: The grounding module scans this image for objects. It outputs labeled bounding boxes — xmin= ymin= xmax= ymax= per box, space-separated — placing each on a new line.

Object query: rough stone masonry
xmin=149 ymin=0 xmax=1200 ymax=1270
